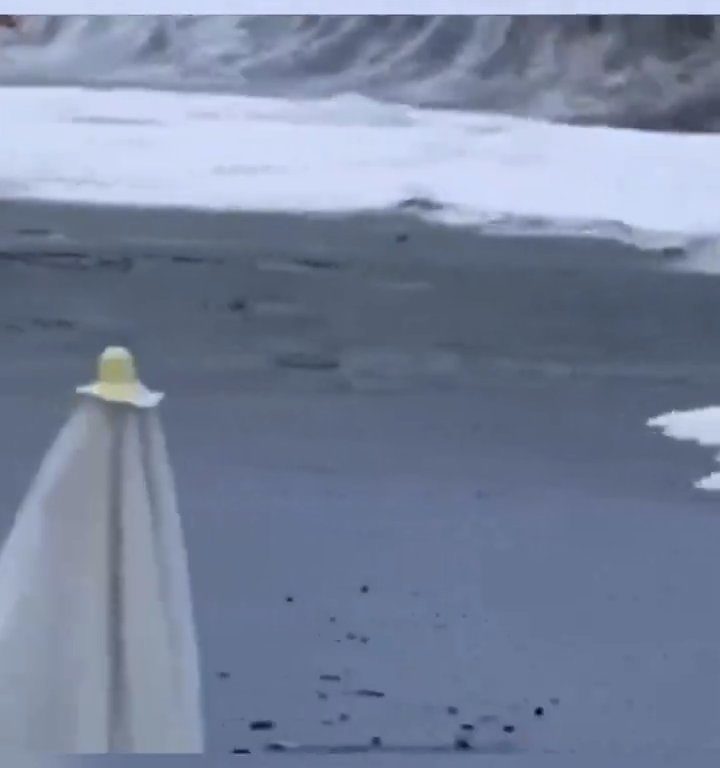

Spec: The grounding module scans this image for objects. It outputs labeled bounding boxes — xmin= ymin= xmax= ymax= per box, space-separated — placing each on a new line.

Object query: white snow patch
xmin=648 ymin=407 xmax=720 ymax=491
xmin=2 ymin=86 xmax=720 ymax=247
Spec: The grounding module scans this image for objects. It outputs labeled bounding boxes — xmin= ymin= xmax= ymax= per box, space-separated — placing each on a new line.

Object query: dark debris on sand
xmin=265 ymin=741 xmax=307 ymax=753
xmin=249 ymin=720 xmax=276 ymax=731
xmin=228 ymin=299 xmax=247 ymax=313
xmin=353 ymin=689 xmax=386 ymax=699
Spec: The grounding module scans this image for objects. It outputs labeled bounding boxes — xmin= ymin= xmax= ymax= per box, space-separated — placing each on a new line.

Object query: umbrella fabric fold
xmin=0 ymin=397 xmax=203 ymax=753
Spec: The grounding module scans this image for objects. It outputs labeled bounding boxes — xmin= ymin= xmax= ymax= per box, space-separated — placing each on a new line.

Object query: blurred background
xmin=2 ymin=15 xmax=720 ymax=131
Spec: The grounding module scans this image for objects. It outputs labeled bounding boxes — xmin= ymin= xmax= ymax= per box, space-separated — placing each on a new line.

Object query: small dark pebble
xmin=228 ymin=299 xmax=247 ymax=313
xmin=534 ymin=706 xmax=545 ymax=718
xmin=338 ymin=713 xmax=350 ymax=723
xmin=550 ymin=697 xmax=560 ymax=706
xmin=370 ymin=736 xmax=383 ymax=748
xmin=321 ymin=719 xmax=334 ymax=726
xmin=317 ymin=691 xmax=328 ymax=701
xmin=217 ymin=671 xmax=231 ymax=680
xmin=285 ymin=596 xmax=295 ymax=603
xmin=249 ymin=720 xmax=276 ymax=731
xmin=460 ymin=723 xmax=475 ymax=732
xmin=354 ymin=689 xmax=386 ymax=698
xmin=231 ymin=747 xmax=251 ymax=754
xmin=395 ymin=233 xmax=409 ymax=244
xmin=360 ymin=585 xmax=370 ymax=594
xmin=360 ymin=636 xmax=369 ymax=644
xmin=265 ymin=743 xmax=289 ymax=752
xmin=329 ymin=616 xmax=337 ymax=623
xmin=454 ymin=737 xmax=472 ymax=751
xmin=447 ymin=706 xmax=459 ymax=716
xmin=319 ymin=674 xmax=341 ymax=683
xmin=346 ymin=632 xmax=357 ymax=641
xmin=502 ymin=725 xmax=516 ymax=734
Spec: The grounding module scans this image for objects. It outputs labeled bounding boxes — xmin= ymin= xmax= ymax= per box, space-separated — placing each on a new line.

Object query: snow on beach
xmin=2 ymin=86 xmax=720 ymax=249
xmin=649 ymin=408 xmax=720 ymax=491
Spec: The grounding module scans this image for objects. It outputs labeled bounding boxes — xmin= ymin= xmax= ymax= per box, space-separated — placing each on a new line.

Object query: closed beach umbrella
xmin=0 ymin=347 xmax=203 ymax=752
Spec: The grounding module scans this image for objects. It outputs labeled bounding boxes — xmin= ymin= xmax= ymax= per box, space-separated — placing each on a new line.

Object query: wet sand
xmin=0 ymin=202 xmax=718 ymax=765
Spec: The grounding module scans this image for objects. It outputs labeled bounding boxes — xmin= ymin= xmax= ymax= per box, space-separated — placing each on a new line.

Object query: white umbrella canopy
xmin=0 ymin=348 xmax=204 ymax=753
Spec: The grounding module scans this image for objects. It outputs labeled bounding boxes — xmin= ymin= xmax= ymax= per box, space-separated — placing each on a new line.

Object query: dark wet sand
xmin=0 ymin=202 xmax=719 ymax=766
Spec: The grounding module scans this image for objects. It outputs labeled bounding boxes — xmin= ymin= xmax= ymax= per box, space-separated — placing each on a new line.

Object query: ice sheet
xmin=2 ymin=86 xmax=720 ymax=247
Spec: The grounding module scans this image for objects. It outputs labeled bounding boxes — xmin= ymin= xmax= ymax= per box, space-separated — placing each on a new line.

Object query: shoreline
xmin=0 ymin=197 xmax=677 ymax=268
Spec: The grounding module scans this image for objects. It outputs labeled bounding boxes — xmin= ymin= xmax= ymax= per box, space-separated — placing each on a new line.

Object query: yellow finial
xmin=97 ymin=347 xmax=138 ymax=386
xmin=76 ymin=346 xmax=163 ymax=409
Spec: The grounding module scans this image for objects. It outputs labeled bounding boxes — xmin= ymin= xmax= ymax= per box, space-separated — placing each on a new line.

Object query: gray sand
xmin=0 ymin=202 xmax=718 ymax=765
